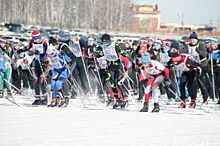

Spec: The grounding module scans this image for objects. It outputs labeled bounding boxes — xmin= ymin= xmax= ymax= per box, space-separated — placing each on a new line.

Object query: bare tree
xmin=0 ymin=0 xmax=133 ymax=31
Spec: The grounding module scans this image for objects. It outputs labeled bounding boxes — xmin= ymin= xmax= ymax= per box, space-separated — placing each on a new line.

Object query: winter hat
xmin=31 ymin=30 xmax=41 ymax=40
xmin=189 ymin=32 xmax=198 ymax=39
xmin=69 ymin=33 xmax=77 ymax=39
xmin=49 ymin=37 xmax=58 ymax=45
xmin=141 ymin=53 xmax=151 ymax=64
xmin=101 ymin=34 xmax=111 ymax=42
xmin=170 ymin=41 xmax=180 ymax=49
xmin=132 ymin=40 xmax=140 ymax=46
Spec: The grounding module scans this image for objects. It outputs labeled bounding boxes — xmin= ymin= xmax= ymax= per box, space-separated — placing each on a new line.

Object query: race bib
xmin=49 ymin=55 xmax=63 ymax=69
xmin=102 ymin=43 xmax=119 ymax=61
xmin=32 ymin=43 xmax=44 ymax=54
xmin=160 ymin=53 xmax=170 ymax=65
xmin=69 ymin=43 xmax=82 ymax=57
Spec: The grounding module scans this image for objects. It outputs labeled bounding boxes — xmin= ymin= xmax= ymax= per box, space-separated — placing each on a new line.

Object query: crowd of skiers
xmin=0 ymin=30 xmax=220 ymax=112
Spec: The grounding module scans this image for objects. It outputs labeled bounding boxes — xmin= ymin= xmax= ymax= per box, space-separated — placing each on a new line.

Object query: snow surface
xmin=1 ymin=95 xmax=220 ymax=146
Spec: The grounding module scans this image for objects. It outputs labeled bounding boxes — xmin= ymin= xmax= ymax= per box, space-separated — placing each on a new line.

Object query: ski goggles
xmin=162 ymin=41 xmax=172 ymax=47
xmin=154 ymin=42 xmax=161 ymax=47
xmin=32 ymin=35 xmax=41 ymax=40
xmin=69 ymin=34 xmax=77 ymax=40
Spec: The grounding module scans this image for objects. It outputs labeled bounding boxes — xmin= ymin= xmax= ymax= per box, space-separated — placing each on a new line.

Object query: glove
xmin=164 ymin=79 xmax=171 ymax=87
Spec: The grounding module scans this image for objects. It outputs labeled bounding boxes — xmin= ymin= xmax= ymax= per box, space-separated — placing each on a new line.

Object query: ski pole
xmin=93 ymin=55 xmax=105 ymax=95
xmin=3 ymin=78 xmax=22 ymax=93
xmin=70 ymin=76 xmax=85 ymax=95
xmin=210 ymin=54 xmax=216 ymax=100
xmin=135 ymin=71 xmax=139 ymax=95
xmin=66 ymin=78 xmax=81 ymax=96
xmin=77 ymin=40 xmax=93 ymax=93
xmin=161 ymin=82 xmax=177 ymax=97
xmin=5 ymin=96 xmax=21 ymax=107
xmin=0 ymin=76 xmax=21 ymax=107
xmin=172 ymin=67 xmax=180 ymax=98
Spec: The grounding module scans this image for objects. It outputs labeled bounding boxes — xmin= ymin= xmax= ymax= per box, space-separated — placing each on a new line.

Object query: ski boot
xmin=58 ymin=97 xmax=69 ymax=107
xmin=120 ymin=97 xmax=128 ymax=108
xmin=0 ymin=90 xmax=4 ymax=98
xmin=178 ymin=100 xmax=186 ymax=108
xmin=217 ymin=99 xmax=220 ymax=104
xmin=202 ymin=96 xmax=208 ymax=105
xmin=189 ymin=99 xmax=196 ymax=108
xmin=113 ymin=99 xmax=120 ymax=109
xmin=152 ymin=103 xmax=160 ymax=112
xmin=41 ymin=98 xmax=48 ymax=106
xmin=106 ymin=97 xmax=114 ymax=106
xmin=48 ymin=97 xmax=58 ymax=107
xmin=98 ymin=94 xmax=106 ymax=103
xmin=32 ymin=98 xmax=42 ymax=105
xmin=140 ymin=102 xmax=149 ymax=112
xmin=113 ymin=97 xmax=125 ymax=109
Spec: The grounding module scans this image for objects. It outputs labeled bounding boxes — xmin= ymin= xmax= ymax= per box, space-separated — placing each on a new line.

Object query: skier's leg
xmin=3 ymin=67 xmax=12 ymax=93
xmin=151 ymin=76 xmax=164 ymax=112
xmin=0 ymin=71 xmax=4 ymax=96
xmin=178 ymin=73 xmax=188 ymax=108
xmin=32 ymin=77 xmax=42 ymax=105
xmin=140 ymin=77 xmax=154 ymax=112
xmin=12 ymin=68 xmax=22 ymax=93
xmin=187 ymin=71 xmax=198 ymax=108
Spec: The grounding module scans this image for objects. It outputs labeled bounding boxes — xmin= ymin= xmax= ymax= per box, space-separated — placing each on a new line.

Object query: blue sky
xmin=134 ymin=0 xmax=220 ymax=27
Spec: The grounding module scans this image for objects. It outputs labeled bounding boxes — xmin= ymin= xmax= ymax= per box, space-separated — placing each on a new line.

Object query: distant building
xmin=132 ymin=4 xmax=160 ymax=32
xmin=160 ymin=23 xmax=217 ymax=34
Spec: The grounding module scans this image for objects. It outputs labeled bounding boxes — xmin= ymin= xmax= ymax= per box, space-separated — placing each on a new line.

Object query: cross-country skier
xmin=207 ymin=38 xmax=220 ymax=104
xmin=46 ymin=45 xmax=71 ymax=107
xmin=188 ymin=32 xmax=209 ymax=103
xmin=65 ymin=33 xmax=90 ymax=95
xmin=18 ymin=30 xmax=49 ymax=105
xmin=168 ymin=41 xmax=202 ymax=108
xmin=0 ymin=41 xmax=12 ymax=97
xmin=139 ymin=53 xmax=170 ymax=112
xmin=100 ymin=34 xmax=130 ymax=108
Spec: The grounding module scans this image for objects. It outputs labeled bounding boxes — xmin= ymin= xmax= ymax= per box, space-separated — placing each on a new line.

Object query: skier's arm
xmin=17 ymin=42 xmax=33 ymax=53
xmin=3 ymin=53 xmax=12 ymax=63
xmin=162 ymin=67 xmax=170 ymax=80
xmin=185 ymin=56 xmax=202 ymax=75
xmin=197 ymin=43 xmax=207 ymax=60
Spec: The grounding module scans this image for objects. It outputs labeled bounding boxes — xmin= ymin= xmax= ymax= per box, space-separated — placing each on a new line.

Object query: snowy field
xmin=1 ymin=95 xmax=220 ymax=146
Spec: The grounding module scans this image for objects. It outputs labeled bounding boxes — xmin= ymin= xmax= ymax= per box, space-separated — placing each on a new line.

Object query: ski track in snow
xmin=0 ymin=95 xmax=220 ymax=146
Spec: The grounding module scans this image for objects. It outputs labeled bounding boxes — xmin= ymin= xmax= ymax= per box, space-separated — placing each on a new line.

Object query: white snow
xmin=0 ymin=95 xmax=220 ymax=146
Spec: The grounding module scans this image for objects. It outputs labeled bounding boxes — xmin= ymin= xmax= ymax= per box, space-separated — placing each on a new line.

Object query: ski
xmin=4 ymin=96 xmax=21 ymax=107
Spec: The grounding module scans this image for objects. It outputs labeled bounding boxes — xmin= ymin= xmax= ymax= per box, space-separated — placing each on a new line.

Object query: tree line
xmin=0 ymin=0 xmax=133 ymax=31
